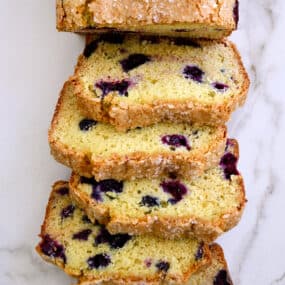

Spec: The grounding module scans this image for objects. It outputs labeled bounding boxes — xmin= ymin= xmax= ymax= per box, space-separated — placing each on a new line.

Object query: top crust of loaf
xmin=56 ymin=0 xmax=238 ymax=39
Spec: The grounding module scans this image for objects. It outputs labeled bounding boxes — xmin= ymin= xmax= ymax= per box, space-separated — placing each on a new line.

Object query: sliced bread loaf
xmin=57 ymin=0 xmax=239 ymax=39
xmin=36 ymin=181 xmax=211 ymax=284
xmin=69 ymin=139 xmax=245 ymax=241
xmin=72 ymin=34 xmax=249 ymax=131
xmin=49 ymin=82 xmax=227 ymax=181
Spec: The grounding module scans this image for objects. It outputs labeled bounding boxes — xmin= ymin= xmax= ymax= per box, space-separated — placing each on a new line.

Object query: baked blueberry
xmin=40 ymin=235 xmax=66 ymax=263
xmin=212 ymin=82 xmax=229 ymax=92
xmin=160 ymin=180 xmax=188 ymax=204
xmin=140 ymin=195 xmax=160 ymax=207
xmin=214 ymin=270 xmax=232 ymax=285
xmin=87 ymin=253 xmax=111 ymax=269
xmin=95 ymin=79 xmax=131 ymax=97
xmin=120 ymin=53 xmax=151 ymax=72
xmin=72 ymin=229 xmax=92 ymax=241
xmin=82 ymin=215 xmax=92 ymax=224
xmin=95 ymin=228 xmax=111 ymax=245
xmin=80 ymin=176 xmax=97 ymax=185
xmin=195 ymin=243 xmax=204 ymax=260
xmin=57 ymin=187 xmax=69 ymax=196
xmin=96 ymin=179 xmax=123 ymax=194
xmin=220 ymin=152 xmax=239 ymax=179
xmin=109 ymin=233 xmax=132 ymax=249
xmin=99 ymin=33 xmax=125 ymax=44
xmin=161 ymin=135 xmax=191 ymax=151
xmin=156 ymin=261 xmax=170 ymax=272
xmin=174 ymin=38 xmax=200 ymax=48
xmin=96 ymin=227 xmax=131 ymax=249
xmin=90 ymin=179 xmax=123 ymax=202
xmin=183 ymin=65 xmax=204 ymax=83
xmin=83 ymin=40 xmax=98 ymax=58
xmin=168 ymin=172 xmax=178 ymax=179
xmin=233 ymin=0 xmax=239 ymax=26
xmin=91 ymin=187 xmax=102 ymax=202
xmin=79 ymin=119 xmax=97 ymax=131
xmin=61 ymin=205 xmax=75 ymax=219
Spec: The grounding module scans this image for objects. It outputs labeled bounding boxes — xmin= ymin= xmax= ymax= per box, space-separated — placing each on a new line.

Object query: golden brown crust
xmin=48 ymin=82 xmax=228 ymax=180
xmin=35 ymin=181 xmax=73 ymax=274
xmin=207 ymin=244 xmax=233 ymax=284
xmin=72 ymin=39 xmax=249 ymax=132
xmin=69 ymin=139 xmax=246 ymax=241
xmin=208 ymin=244 xmax=230 ymax=272
xmin=36 ymin=181 xmax=212 ymax=285
xmin=56 ymin=0 xmax=237 ymax=39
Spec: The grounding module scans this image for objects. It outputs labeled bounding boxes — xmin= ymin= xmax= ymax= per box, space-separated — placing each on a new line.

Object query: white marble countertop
xmin=1 ymin=1 xmax=285 ymax=284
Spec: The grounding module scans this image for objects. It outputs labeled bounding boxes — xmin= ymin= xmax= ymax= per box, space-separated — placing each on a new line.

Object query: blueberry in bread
xmin=72 ymin=34 xmax=249 ymax=131
xmin=49 ymin=82 xmax=227 ymax=181
xmin=57 ymin=0 xmax=239 ymax=39
xmin=69 ymin=139 xmax=245 ymax=241
xmin=36 ymin=181 xmax=211 ymax=284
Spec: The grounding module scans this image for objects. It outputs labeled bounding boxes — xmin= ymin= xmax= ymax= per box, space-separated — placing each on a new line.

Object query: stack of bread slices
xmin=36 ymin=1 xmax=250 ymax=284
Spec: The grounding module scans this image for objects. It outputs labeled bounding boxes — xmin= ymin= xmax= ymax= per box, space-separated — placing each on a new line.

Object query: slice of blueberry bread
xmin=69 ymin=139 xmax=245 ymax=241
xmin=71 ymin=33 xmax=249 ymax=131
xmin=57 ymin=0 xmax=239 ymax=39
xmin=78 ymin=243 xmax=233 ymax=285
xmin=49 ymin=82 xmax=227 ymax=181
xmin=36 ymin=181 xmax=211 ymax=284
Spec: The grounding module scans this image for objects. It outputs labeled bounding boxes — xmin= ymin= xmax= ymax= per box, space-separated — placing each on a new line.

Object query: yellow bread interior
xmin=51 ymin=83 xmax=225 ymax=158
xmin=75 ymin=168 xmax=243 ymax=223
xmin=76 ymin=35 xmax=246 ymax=105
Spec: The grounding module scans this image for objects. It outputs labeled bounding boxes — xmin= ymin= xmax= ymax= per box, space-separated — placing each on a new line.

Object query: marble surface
xmin=1 ymin=1 xmax=285 ymax=284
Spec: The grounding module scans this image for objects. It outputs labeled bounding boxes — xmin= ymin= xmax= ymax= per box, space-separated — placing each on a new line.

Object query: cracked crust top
xmin=56 ymin=0 xmax=238 ymax=39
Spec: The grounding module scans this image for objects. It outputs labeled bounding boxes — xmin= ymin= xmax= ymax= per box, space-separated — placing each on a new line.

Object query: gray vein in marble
xmin=230 ymin=0 xmax=278 ymax=135
xmin=271 ymin=271 xmax=285 ymax=285
xmin=230 ymin=4 xmax=282 ymax=279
